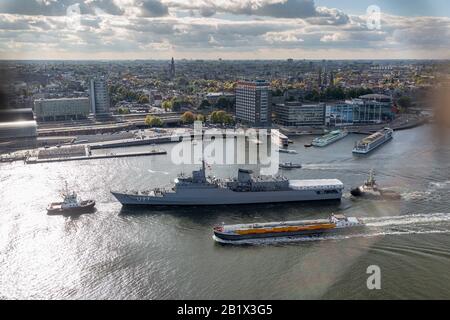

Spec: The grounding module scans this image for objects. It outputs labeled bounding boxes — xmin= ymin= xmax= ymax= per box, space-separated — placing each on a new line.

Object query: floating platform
xmin=89 ymin=136 xmax=175 ymax=149
xmin=26 ymin=150 xmax=167 ymax=164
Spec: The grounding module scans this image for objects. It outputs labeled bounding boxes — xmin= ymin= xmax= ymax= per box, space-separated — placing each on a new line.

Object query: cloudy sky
xmin=0 ymin=0 xmax=449 ymax=60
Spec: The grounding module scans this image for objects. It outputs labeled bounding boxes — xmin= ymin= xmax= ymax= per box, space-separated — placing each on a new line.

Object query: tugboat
xmin=279 ymin=162 xmax=302 ymax=169
xmin=351 ymin=170 xmax=401 ymax=200
xmin=47 ymin=182 xmax=96 ymax=215
xmin=277 ymin=148 xmax=298 ymax=154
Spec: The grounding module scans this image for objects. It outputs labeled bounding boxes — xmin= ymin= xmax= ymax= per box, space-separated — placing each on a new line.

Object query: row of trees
xmin=161 ymin=97 xmax=194 ymax=112
xmin=144 ymin=115 xmax=164 ymax=127
xmin=210 ymin=110 xmax=234 ymax=125
xmin=198 ymin=97 xmax=235 ymax=112
xmin=110 ymin=84 xmax=149 ymax=105
xmin=117 ymin=107 xmax=130 ymax=114
xmin=181 ymin=111 xmax=233 ymax=125
xmin=396 ymin=96 xmax=412 ymax=112
xmin=109 ymin=85 xmax=149 ymax=104
xmin=144 ymin=110 xmax=234 ymax=127
xmin=304 ymin=87 xmax=374 ymax=102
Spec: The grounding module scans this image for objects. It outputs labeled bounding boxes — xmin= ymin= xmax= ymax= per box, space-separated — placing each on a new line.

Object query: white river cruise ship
xmin=352 ymin=128 xmax=393 ymax=154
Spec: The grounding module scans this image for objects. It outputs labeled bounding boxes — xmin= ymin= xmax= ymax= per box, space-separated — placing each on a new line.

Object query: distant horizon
xmin=1 ymin=1 xmax=450 ymax=60
xmin=1 ymin=58 xmax=449 ymax=62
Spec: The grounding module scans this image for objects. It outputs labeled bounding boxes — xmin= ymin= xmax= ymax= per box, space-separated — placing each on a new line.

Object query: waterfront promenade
xmin=281 ymin=114 xmax=427 ymax=136
xmin=25 ymin=149 xmax=167 ymax=164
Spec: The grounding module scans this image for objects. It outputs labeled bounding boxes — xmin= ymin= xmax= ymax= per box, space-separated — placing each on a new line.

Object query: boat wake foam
xmin=401 ymin=180 xmax=450 ymax=202
xmin=429 ymin=180 xmax=450 ymax=190
xmin=148 ymin=169 xmax=169 ymax=175
xmin=363 ymin=212 xmax=450 ymax=227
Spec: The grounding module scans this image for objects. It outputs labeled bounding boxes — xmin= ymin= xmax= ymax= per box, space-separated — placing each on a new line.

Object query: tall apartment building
xmin=274 ymin=102 xmax=325 ymax=127
xmin=235 ymin=80 xmax=271 ymax=127
xmin=34 ymin=98 xmax=90 ymax=121
xmin=89 ymin=78 xmax=111 ymax=118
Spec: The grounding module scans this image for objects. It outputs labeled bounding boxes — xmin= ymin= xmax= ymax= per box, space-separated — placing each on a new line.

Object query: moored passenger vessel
xmin=312 ymin=129 xmax=348 ymax=147
xmin=352 ymin=128 xmax=393 ymax=154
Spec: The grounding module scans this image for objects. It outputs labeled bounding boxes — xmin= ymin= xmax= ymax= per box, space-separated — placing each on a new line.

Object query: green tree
xmin=210 ymin=110 xmax=221 ymax=123
xmin=210 ymin=110 xmax=234 ymax=125
xmin=215 ymin=96 xmax=229 ymax=110
xmin=181 ymin=111 xmax=195 ymax=124
xmin=345 ymin=87 xmax=373 ymax=99
xmin=117 ymin=107 xmax=130 ymax=114
xmin=272 ymin=88 xmax=283 ymax=97
xmin=305 ymin=89 xmax=321 ymax=102
xmin=170 ymin=97 xmax=193 ymax=112
xmin=138 ymin=95 xmax=149 ymax=104
xmin=286 ymin=95 xmax=296 ymax=102
xmin=162 ymin=100 xmax=172 ymax=111
xmin=199 ymin=99 xmax=211 ymax=110
xmin=223 ymin=114 xmax=234 ymax=125
xmin=196 ymin=114 xmax=206 ymax=122
xmin=145 ymin=115 xmax=163 ymax=127
xmin=171 ymin=97 xmax=185 ymax=111
xmin=397 ymin=96 xmax=412 ymax=112
xmin=176 ymin=77 xmax=189 ymax=87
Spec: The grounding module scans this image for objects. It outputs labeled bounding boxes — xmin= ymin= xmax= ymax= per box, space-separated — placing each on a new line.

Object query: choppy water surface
xmin=1 ymin=125 xmax=450 ymax=299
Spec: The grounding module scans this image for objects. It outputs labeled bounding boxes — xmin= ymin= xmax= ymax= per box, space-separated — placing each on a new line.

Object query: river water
xmin=1 ymin=124 xmax=450 ymax=299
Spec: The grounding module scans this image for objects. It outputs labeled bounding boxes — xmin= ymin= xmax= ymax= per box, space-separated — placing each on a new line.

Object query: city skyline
xmin=0 ymin=0 xmax=450 ymax=60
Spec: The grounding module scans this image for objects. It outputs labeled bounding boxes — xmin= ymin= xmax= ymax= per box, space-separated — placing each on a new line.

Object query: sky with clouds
xmin=0 ymin=0 xmax=449 ymax=60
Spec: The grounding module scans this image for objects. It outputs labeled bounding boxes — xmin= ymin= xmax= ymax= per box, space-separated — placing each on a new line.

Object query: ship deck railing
xmin=127 ymin=188 xmax=174 ymax=196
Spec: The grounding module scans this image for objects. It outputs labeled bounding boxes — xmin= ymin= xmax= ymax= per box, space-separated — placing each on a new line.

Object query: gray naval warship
xmin=111 ymin=162 xmax=344 ymax=206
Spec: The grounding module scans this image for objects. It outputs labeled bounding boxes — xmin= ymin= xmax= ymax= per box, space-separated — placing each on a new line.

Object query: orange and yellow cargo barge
xmin=213 ymin=214 xmax=364 ymax=241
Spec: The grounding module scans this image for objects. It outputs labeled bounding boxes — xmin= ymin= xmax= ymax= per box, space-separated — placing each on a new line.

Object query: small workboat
xmin=351 ymin=170 xmax=401 ymax=200
xmin=277 ymin=148 xmax=298 ymax=154
xmin=47 ymin=183 xmax=96 ymax=215
xmin=279 ymin=162 xmax=302 ymax=169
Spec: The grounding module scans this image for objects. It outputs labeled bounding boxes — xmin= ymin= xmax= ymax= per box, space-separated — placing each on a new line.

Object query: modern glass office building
xmin=275 ymin=102 xmax=325 ymax=126
xmin=34 ymin=98 xmax=90 ymax=121
xmin=326 ymin=94 xmax=394 ymax=126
